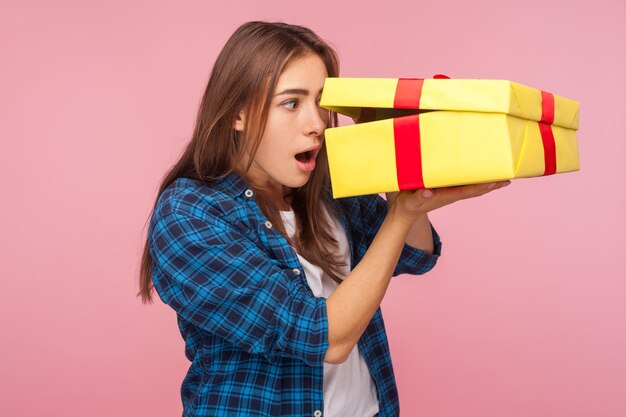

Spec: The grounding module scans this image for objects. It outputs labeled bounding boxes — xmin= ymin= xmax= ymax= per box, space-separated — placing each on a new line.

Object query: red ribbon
xmin=393 ymin=115 xmax=424 ymax=190
xmin=394 ymin=78 xmax=424 ymax=109
xmin=393 ymin=75 xmax=448 ymax=109
xmin=539 ymin=90 xmax=557 ymax=175
xmin=393 ymin=78 xmax=426 ymax=189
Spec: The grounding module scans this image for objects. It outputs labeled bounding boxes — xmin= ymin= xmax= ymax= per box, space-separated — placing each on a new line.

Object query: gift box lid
xmin=320 ymin=78 xmax=579 ymax=130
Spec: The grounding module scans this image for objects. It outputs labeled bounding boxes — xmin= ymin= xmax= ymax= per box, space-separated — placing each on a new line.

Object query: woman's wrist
xmin=385 ymin=204 xmax=420 ymax=233
xmin=387 ymin=195 xmax=428 ymax=228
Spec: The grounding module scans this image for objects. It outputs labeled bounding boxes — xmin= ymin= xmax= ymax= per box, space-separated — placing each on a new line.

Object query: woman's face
xmin=236 ymin=53 xmax=329 ymax=198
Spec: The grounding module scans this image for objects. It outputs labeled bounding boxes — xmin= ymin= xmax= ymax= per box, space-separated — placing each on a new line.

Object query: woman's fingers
xmin=404 ymin=181 xmax=510 ymax=212
xmin=390 ymin=181 xmax=511 ymax=224
xmin=433 ymin=181 xmax=510 ymax=203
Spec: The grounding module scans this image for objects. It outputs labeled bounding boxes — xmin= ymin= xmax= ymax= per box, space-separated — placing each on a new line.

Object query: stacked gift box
xmin=320 ymin=76 xmax=580 ymax=198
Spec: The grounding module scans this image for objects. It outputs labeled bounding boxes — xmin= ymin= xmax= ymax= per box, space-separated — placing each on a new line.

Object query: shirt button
xmin=313 ymin=410 xmax=322 ymax=417
xmin=264 ymin=221 xmax=273 ymax=229
xmin=292 ymin=268 xmax=301 ymax=276
xmin=244 ymin=189 xmax=254 ymax=198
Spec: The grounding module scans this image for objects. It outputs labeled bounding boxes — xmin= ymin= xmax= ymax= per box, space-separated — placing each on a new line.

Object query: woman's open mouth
xmin=294 ymin=150 xmax=316 ymax=172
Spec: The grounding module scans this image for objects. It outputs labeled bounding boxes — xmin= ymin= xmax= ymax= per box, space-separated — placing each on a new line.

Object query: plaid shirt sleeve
xmin=339 ymin=193 xmax=442 ymax=276
xmin=149 ymin=210 xmax=329 ymax=367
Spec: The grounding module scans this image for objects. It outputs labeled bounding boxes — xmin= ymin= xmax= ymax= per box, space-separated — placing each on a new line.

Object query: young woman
xmin=139 ymin=21 xmax=509 ymax=417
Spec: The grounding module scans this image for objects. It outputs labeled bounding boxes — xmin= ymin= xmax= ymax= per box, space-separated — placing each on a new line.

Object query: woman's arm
xmin=324 ymin=181 xmax=510 ymax=364
xmin=150 ymin=210 xmax=331 ymax=368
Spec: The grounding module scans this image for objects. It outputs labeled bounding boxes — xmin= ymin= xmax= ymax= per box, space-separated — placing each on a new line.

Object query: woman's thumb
xmin=401 ymin=188 xmax=433 ymax=212
xmin=421 ymin=189 xmax=434 ymax=198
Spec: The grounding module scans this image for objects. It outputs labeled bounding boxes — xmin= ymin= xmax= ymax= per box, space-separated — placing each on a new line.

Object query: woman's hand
xmin=387 ymin=181 xmax=511 ymax=226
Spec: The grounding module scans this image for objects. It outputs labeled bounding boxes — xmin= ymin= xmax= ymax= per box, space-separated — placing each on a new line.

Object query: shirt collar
xmin=209 ymin=171 xmax=253 ymax=198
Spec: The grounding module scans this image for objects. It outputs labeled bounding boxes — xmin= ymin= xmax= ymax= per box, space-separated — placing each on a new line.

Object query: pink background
xmin=1 ymin=0 xmax=624 ymax=416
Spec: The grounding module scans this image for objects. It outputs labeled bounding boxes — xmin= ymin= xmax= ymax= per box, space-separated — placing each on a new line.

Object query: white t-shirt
xmin=280 ymin=208 xmax=380 ymax=417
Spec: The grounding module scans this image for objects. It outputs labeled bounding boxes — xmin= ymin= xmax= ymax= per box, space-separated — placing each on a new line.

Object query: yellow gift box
xmin=320 ymin=77 xmax=580 ymax=198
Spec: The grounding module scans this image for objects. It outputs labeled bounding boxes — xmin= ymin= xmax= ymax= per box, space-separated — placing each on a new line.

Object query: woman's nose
xmin=306 ymin=103 xmax=327 ymax=136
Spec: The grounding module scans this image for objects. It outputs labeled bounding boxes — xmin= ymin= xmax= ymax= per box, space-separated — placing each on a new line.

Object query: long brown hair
xmin=138 ymin=21 xmax=345 ymax=304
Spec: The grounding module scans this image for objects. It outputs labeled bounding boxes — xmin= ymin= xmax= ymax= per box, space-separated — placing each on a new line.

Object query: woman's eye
xmin=283 ymin=99 xmax=299 ymax=110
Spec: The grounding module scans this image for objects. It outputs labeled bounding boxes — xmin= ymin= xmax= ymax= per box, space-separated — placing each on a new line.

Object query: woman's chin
xmin=283 ymin=171 xmax=312 ymax=188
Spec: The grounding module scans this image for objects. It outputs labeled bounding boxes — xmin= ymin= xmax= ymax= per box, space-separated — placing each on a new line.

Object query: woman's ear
xmin=233 ymin=110 xmax=246 ymax=132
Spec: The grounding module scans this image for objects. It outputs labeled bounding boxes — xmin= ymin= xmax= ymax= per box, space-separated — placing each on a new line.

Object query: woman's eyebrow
xmin=275 ymin=88 xmax=324 ymax=96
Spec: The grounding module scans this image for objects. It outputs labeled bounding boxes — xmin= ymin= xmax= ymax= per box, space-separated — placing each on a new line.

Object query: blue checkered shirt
xmin=148 ymin=172 xmax=442 ymax=417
